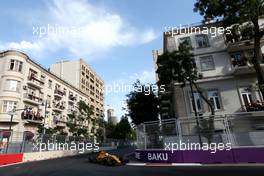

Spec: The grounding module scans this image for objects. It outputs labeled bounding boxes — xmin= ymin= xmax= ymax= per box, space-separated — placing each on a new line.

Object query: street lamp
xmin=7 ymin=109 xmax=16 ymax=132
xmin=41 ymin=100 xmax=51 ymax=136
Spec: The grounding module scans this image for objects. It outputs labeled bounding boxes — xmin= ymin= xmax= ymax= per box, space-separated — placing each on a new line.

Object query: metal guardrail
xmin=0 ymin=131 xmax=119 ymax=154
xmin=136 ymin=112 xmax=264 ymax=150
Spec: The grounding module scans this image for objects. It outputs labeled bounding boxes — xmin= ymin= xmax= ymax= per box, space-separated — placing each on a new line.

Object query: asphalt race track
xmin=0 ymin=148 xmax=264 ymax=176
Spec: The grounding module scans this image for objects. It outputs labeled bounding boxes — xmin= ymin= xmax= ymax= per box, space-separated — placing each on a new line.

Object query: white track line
xmin=126 ymin=163 xmax=201 ymax=166
xmin=0 ymin=162 xmax=23 ymax=168
xmin=126 ymin=163 xmax=146 ymax=166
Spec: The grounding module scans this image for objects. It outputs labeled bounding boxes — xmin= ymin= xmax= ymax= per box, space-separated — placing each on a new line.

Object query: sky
xmin=0 ymin=0 xmax=202 ymax=120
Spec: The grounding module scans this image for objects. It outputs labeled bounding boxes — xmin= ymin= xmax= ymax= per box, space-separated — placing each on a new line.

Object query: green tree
xmin=157 ymin=42 xmax=215 ymax=143
xmin=113 ymin=116 xmax=132 ymax=140
xmin=194 ymin=0 xmax=264 ymax=96
xmin=67 ymin=100 xmax=94 ymax=137
xmin=105 ymin=121 xmax=116 ymax=138
xmin=126 ymin=80 xmax=159 ymax=125
xmin=37 ymin=125 xmax=58 ymax=135
xmin=94 ymin=118 xmax=106 ymax=143
xmin=105 ymin=116 xmax=135 ymax=141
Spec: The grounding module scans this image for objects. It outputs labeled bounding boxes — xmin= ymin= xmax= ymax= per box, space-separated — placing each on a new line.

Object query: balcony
xmin=52 ymin=102 xmax=66 ymax=112
xmin=23 ymin=93 xmax=43 ymax=105
xmin=242 ymin=101 xmax=264 ymax=112
xmin=231 ymin=60 xmax=264 ymax=75
xmin=55 ymin=120 xmax=66 ymax=128
xmin=68 ymin=94 xmax=77 ymax=103
xmin=21 ymin=110 xmax=43 ymax=124
xmin=27 ymin=74 xmax=44 ymax=89
xmin=227 ymin=40 xmax=252 ymax=53
xmin=54 ymin=89 xmax=65 ymax=98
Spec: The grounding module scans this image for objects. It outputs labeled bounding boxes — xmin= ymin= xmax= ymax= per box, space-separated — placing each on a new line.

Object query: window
xmin=195 ymin=34 xmax=209 ymax=48
xmin=200 ymin=56 xmax=215 ymax=71
xmin=2 ymin=101 xmax=17 ymax=113
xmin=231 ymin=52 xmax=242 ymax=61
xmin=190 ymin=92 xmax=202 ymax=112
xmin=48 ymin=80 xmax=52 ymax=89
xmin=208 ymin=90 xmax=221 ymax=110
xmin=9 ymin=59 xmax=23 ymax=72
xmin=240 ymin=87 xmax=253 ymax=106
xmin=5 ymin=80 xmax=21 ymax=92
xmin=178 ymin=37 xmax=192 ymax=48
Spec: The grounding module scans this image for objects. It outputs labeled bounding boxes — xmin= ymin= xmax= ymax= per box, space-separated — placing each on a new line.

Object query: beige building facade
xmin=0 ymin=50 xmax=103 ymax=141
xmin=49 ymin=59 xmax=104 ymax=120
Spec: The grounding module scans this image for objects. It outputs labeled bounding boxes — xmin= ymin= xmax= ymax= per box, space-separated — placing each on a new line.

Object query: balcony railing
xmin=231 ymin=58 xmax=248 ymax=67
xmin=23 ymin=93 xmax=43 ymax=104
xmin=242 ymin=101 xmax=264 ymax=112
xmin=54 ymin=89 xmax=65 ymax=97
xmin=53 ymin=102 xmax=66 ymax=111
xmin=54 ymin=118 xmax=67 ymax=127
xmin=21 ymin=110 xmax=43 ymax=122
xmin=28 ymin=74 xmax=44 ymax=85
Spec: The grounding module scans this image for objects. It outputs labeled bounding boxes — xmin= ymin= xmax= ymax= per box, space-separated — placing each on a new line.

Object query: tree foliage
xmin=157 ymin=42 xmax=201 ymax=87
xmin=105 ymin=116 xmax=135 ymax=140
xmin=67 ymin=100 xmax=94 ymax=137
xmin=157 ymin=43 xmax=214 ymax=115
xmin=126 ymin=80 xmax=159 ymax=125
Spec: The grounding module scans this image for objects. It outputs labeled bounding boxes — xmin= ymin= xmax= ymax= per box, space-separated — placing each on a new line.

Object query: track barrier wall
xmin=0 ymin=146 xmax=117 ymax=166
xmin=136 ymin=112 xmax=264 ymax=163
xmin=135 ymin=147 xmax=264 ymax=163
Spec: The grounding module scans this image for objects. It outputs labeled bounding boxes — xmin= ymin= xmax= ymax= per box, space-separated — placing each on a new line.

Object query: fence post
xmin=20 ymin=133 xmax=26 ymax=153
xmin=176 ymin=119 xmax=182 ymax=144
xmin=224 ymin=115 xmax=236 ymax=147
xmin=143 ymin=123 xmax=147 ymax=150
